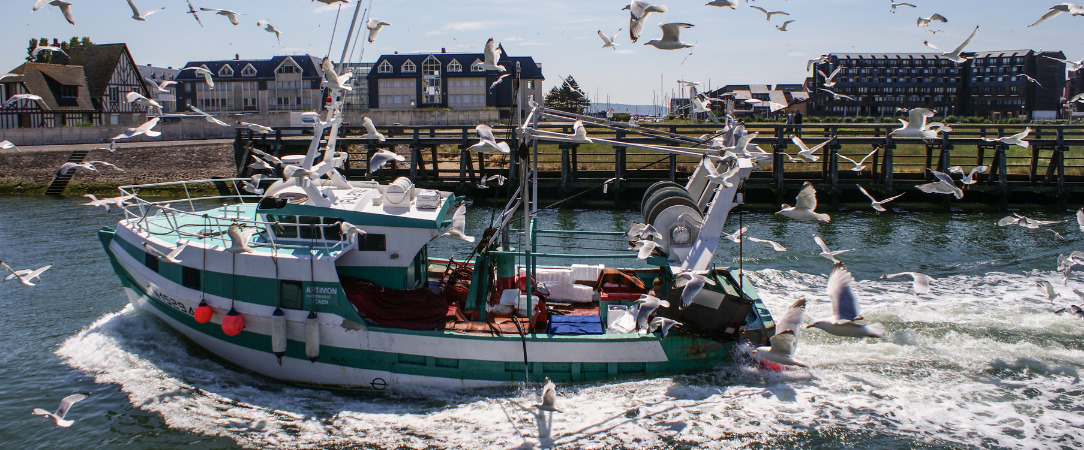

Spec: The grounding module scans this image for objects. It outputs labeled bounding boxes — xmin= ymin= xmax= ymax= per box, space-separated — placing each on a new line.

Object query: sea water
xmin=1 ymin=196 xmax=1082 ymax=448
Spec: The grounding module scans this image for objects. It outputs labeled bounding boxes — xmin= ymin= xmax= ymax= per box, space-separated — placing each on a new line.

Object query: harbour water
xmin=1 ymin=195 xmax=1082 ymax=448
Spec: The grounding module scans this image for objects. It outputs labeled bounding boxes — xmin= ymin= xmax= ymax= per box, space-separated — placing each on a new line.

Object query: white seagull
xmin=1077 ymin=207 xmax=1084 ymax=232
xmin=725 ymin=226 xmax=748 ymax=243
xmin=634 ymin=239 xmax=660 ymax=260
xmin=916 ymin=14 xmax=947 ymax=27
xmin=32 ymin=0 xmax=75 ymax=25
xmin=78 ymin=193 xmax=134 ymax=212
xmin=634 ymin=294 xmax=671 ymax=331
xmin=185 ymin=0 xmax=202 ymax=27
xmin=598 ymin=29 xmax=621 ymax=49
xmin=226 ymin=224 xmax=258 ymax=253
xmin=948 ymin=165 xmax=989 ymax=185
xmin=749 ymin=5 xmax=789 ymax=21
xmin=982 ymin=128 xmax=1032 ymax=148
xmin=30 ymin=45 xmax=68 ymax=59
xmin=890 ymin=2 xmax=917 ymax=12
xmin=649 ymin=317 xmax=681 ymax=339
xmin=807 ymin=55 xmax=830 ymax=71
xmin=746 ymin=236 xmax=787 ymax=252
xmin=534 ymin=377 xmax=561 ymax=412
xmin=479 ymin=174 xmax=507 ymax=189
xmin=1 ymin=262 xmax=51 ymax=286
xmin=814 ymin=234 xmax=853 ymax=263
xmin=441 ymin=204 xmax=475 ymax=243
xmin=321 ymin=57 xmax=353 ymax=91
xmin=1042 ymin=55 xmax=1084 ymax=72
xmin=1028 ymin=3 xmax=1084 ymax=27
xmin=479 ymin=38 xmax=506 ymax=72
xmin=257 ymin=20 xmax=282 ymax=45
xmin=917 ymin=168 xmax=964 ymax=199
xmin=820 ymin=88 xmax=855 ymax=101
xmin=31 ymin=392 xmax=91 ymax=427
xmin=627 ymin=222 xmax=662 ymax=241
xmin=776 ymin=20 xmax=795 ymax=32
xmin=570 ymin=120 xmax=593 ymax=143
xmin=791 ymin=135 xmax=827 ymax=162
xmin=143 ymin=241 xmax=188 ymax=264
xmin=881 ymin=272 xmax=932 ymax=295
xmin=4 ymin=94 xmax=44 ymax=108
xmin=818 ymin=66 xmax=843 ymax=88
xmin=366 ymin=18 xmax=391 ymax=43
xmin=489 ymin=74 xmax=510 ymax=91
xmin=143 ymin=77 xmax=177 ymax=94
xmin=188 ymin=105 xmax=228 ymax=126
xmin=706 ymin=0 xmax=738 ymax=9
xmin=1 ymin=140 xmax=20 ymax=151
xmin=891 ymin=107 xmax=940 ymax=139
xmin=838 ymin=147 xmax=879 ymax=172
xmin=923 ymin=26 xmax=980 ymax=63
xmin=200 ymin=7 xmax=240 ymax=25
xmin=125 ymin=91 xmax=161 ymax=111
xmin=777 ymin=181 xmax=831 ymax=223
xmin=1018 ymin=74 xmax=1043 ymax=87
xmin=623 ymin=0 xmax=668 ymax=43
xmin=674 ymin=269 xmax=715 ymax=306
xmin=752 ymin=298 xmax=808 ymax=367
xmin=362 ymin=116 xmax=386 ymax=141
xmin=469 ymin=124 xmax=510 ymax=154
xmin=340 ymin=221 xmax=366 ymax=244
xmin=181 ymin=66 xmax=214 ymax=89
xmin=126 ymin=0 xmax=164 ymax=21
xmin=703 ymin=158 xmax=740 ymax=187
xmin=644 ymin=23 xmax=694 ymax=50
xmin=239 ymin=122 xmax=274 ymax=134
xmin=807 ymin=262 xmax=886 ymax=338
xmin=369 ymin=149 xmax=405 ymax=173
xmin=1037 ymin=279 xmax=1059 ymax=301
xmin=857 ymin=185 xmax=904 ymax=212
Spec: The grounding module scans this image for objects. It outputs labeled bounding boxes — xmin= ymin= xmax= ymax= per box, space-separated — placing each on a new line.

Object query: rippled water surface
xmin=1 ymin=195 xmax=1082 ymax=448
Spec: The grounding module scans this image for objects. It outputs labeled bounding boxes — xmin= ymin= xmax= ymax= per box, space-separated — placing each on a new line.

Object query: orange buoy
xmin=194 ymin=300 xmax=213 ymax=324
xmin=222 ymin=307 xmax=244 ymax=336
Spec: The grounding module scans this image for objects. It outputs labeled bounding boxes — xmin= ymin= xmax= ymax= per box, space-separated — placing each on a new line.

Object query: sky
xmin=3 ymin=0 xmax=1082 ymax=106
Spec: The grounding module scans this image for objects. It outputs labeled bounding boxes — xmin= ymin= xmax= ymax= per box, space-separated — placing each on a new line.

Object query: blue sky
xmin=3 ymin=0 xmax=1081 ymax=105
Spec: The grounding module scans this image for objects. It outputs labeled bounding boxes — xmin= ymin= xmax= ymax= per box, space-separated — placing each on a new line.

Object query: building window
xmin=526 ymin=80 xmax=534 ymax=89
xmin=241 ymin=64 xmax=257 ymax=76
xmin=277 ymin=63 xmax=300 ymax=74
xmin=422 ymin=55 xmax=441 ymax=76
xmin=402 ymin=60 xmax=416 ymax=73
xmin=219 ymin=65 xmax=234 ymax=77
xmin=377 ymin=60 xmax=393 ymax=73
xmin=447 ymin=59 xmax=462 ymax=72
xmin=60 ymin=85 xmax=77 ymax=99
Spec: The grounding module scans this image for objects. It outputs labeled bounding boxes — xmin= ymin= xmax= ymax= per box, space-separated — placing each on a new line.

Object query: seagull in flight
xmin=674 ymin=269 xmax=715 ymax=307
xmin=32 ymin=392 xmax=91 ymax=427
xmin=361 ymin=116 xmax=386 ymax=141
xmin=917 ymin=168 xmax=964 ymax=199
xmin=807 ymin=262 xmax=886 ymax=338
xmin=634 ymin=294 xmax=671 ymax=331
xmin=807 ymin=55 xmax=829 ymax=71
xmin=791 ymin=135 xmax=827 ymax=162
xmin=838 ymin=147 xmax=879 ymax=172
xmin=239 ymin=121 xmax=274 ymax=134
xmin=31 ymin=45 xmax=68 ymax=59
xmin=1 ymin=261 xmax=51 ymax=286
xmin=126 ymin=0 xmax=164 ymax=21
xmin=777 ymin=181 xmax=830 ymax=222
xmin=1028 ymin=3 xmax=1084 ymax=27
xmin=705 ymin=0 xmax=738 ymax=9
xmin=489 ymin=74 xmax=510 ymax=91
xmin=923 ymin=26 xmax=980 ymax=63
xmin=633 ymin=239 xmax=660 ymax=260
xmin=569 ymin=120 xmax=593 ymax=143
xmin=0 ymin=140 xmax=20 ymax=152
xmin=200 ymin=7 xmax=241 ymax=25
xmin=1041 ymin=54 xmax=1084 ymax=71
xmin=78 ymin=193 xmax=135 ymax=212
xmin=188 ymin=105 xmax=228 ymax=126
xmin=623 ymin=0 xmax=668 ymax=43
xmin=818 ymin=66 xmax=843 ymax=88
xmin=479 ymin=38 xmax=506 ymax=72
xmin=4 ymin=94 xmax=44 ymax=108
xmin=814 ymin=234 xmax=853 ymax=263
xmin=750 ymin=5 xmax=789 ymax=21
xmin=468 ymin=124 xmax=510 ymax=154
xmin=598 ymin=29 xmax=621 ymax=49
xmin=881 ymin=272 xmax=932 ymax=295
xmin=185 ymin=0 xmax=202 ymax=27
xmin=143 ymin=77 xmax=177 ymax=94
xmin=627 ymin=222 xmax=662 ymax=241
xmin=725 ymin=226 xmax=748 ymax=243
xmin=857 ymin=185 xmax=904 ymax=212
xmin=890 ymin=2 xmax=917 ymax=13
xmin=820 ymin=88 xmax=855 ymax=101
xmin=752 ymin=298 xmax=808 ymax=367
xmin=32 ymin=0 xmax=75 ymax=25
xmin=126 ymin=91 xmax=161 ymax=111
xmin=891 ymin=107 xmax=941 ymax=139
xmin=916 ymin=13 xmax=947 ymax=27
xmin=1018 ymin=74 xmax=1043 ymax=87
xmin=369 ymin=149 xmax=404 ymax=173
xmin=776 ymin=20 xmax=795 ymax=32
xmin=321 ymin=57 xmax=353 ymax=92
xmin=110 ymin=117 xmax=161 ymax=144
xmin=644 ymin=23 xmax=694 ymax=50
xmin=257 ymin=20 xmax=282 ymax=45
xmin=441 ymin=204 xmax=475 ymax=243
xmin=366 ymin=18 xmax=391 ymax=43
xmin=143 ymin=241 xmax=189 ymax=264
xmin=649 ymin=317 xmax=681 ymax=339
xmin=948 ymin=165 xmax=989 ymax=185
xmin=181 ymin=66 xmax=214 ymax=89
xmin=983 ymin=128 xmax=1032 ymax=148
xmin=746 ymin=236 xmax=787 ymax=252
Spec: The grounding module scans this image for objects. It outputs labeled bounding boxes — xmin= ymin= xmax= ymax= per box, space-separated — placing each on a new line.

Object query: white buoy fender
xmin=305 ymin=310 xmax=320 ymax=362
xmin=271 ymin=307 xmax=287 ymax=363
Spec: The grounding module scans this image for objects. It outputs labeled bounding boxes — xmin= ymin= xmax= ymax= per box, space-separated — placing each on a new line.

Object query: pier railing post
xmin=772 ymin=125 xmax=786 ymax=189
xmin=996 ymin=143 xmax=1009 ymax=206
xmin=882 ymin=130 xmax=895 ymax=193
xmin=615 ymin=129 xmax=627 ymax=182
xmin=410 ymin=128 xmax=420 ymax=182
xmin=560 ymin=143 xmax=570 ymax=190
xmin=937 ymin=132 xmax=953 ymax=173
xmin=669 ymin=154 xmax=677 ymax=182
xmin=827 ymin=136 xmax=840 ymax=191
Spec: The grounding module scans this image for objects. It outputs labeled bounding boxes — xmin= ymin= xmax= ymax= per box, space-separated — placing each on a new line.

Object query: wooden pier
xmin=235 ymin=122 xmax=1084 ymax=208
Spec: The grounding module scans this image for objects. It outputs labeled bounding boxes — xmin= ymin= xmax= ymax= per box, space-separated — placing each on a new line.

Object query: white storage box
xmin=415 ymin=189 xmax=441 ymax=209
xmin=571 ymin=264 xmax=605 ymax=285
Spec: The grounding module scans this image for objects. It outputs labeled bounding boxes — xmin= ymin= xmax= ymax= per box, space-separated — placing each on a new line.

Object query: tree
xmin=544 ymin=75 xmax=591 ymax=114
xmin=25 ymin=36 xmax=93 ymax=63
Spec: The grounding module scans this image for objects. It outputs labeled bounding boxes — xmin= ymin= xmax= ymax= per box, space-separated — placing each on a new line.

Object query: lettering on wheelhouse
xmin=148 ymin=285 xmax=194 ymax=316
xmin=306 ymin=286 xmax=339 ymax=306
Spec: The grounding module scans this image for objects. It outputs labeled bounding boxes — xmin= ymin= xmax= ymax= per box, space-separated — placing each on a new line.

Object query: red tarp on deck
xmin=342 ymin=277 xmax=454 ymax=330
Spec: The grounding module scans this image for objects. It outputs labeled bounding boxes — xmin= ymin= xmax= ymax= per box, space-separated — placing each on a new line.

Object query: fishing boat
xmin=95 ymin=10 xmax=776 ymax=393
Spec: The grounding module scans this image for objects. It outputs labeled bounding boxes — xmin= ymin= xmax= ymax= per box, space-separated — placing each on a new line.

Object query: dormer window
xmin=402 ymin=60 xmax=416 ymax=73
xmin=219 ymin=65 xmax=234 ymax=77
xmin=447 ymin=59 xmax=462 ymax=72
xmin=241 ymin=64 xmax=257 ymax=76
xmin=277 ymin=63 xmax=300 ymax=74
xmin=377 ymin=60 xmax=393 ymax=73
xmin=471 ymin=59 xmax=484 ymax=72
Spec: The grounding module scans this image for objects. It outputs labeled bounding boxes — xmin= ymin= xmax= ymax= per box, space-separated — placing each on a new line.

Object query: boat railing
xmin=117 ymin=178 xmax=352 ymax=256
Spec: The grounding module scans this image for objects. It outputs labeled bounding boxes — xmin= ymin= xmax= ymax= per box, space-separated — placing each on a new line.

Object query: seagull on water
xmin=181 ymin=66 xmax=214 ymax=89
xmin=143 ymin=241 xmax=188 ymax=264
xmin=857 ymin=185 xmax=904 ymax=212
xmin=4 ymin=94 xmax=44 ymax=108
xmin=598 ymin=29 xmax=621 ymax=49
xmin=750 ymin=5 xmax=789 ymax=20
xmin=947 ymin=165 xmax=989 ymax=185
xmin=752 ymin=298 xmax=808 ymax=367
xmin=188 ymin=105 xmax=228 ymax=126
xmin=321 ymin=57 xmax=353 ymax=92
xmin=468 ymin=124 xmax=510 ymax=154
xmin=917 ymin=168 xmax=964 ymax=199
xmin=1028 ymin=3 xmax=1084 ymax=27
xmin=226 ymin=224 xmax=258 ymax=253
xmin=814 ymin=234 xmax=853 ymax=263
xmin=634 ymin=294 xmax=671 ymax=331
xmin=32 ymin=392 xmax=91 ymax=427
xmin=916 ymin=13 xmax=947 ymax=27
xmin=534 ymin=377 xmax=561 ymax=412
xmin=644 ymin=23 xmax=694 ymax=50
xmin=369 ymin=149 xmax=404 ymax=173
xmin=982 ymin=128 xmax=1031 ymax=149
xmin=126 ymin=0 xmax=164 ymax=21
xmin=366 ymin=18 xmax=391 ymax=43
xmin=441 ymin=204 xmax=475 ymax=243
xmin=624 ymin=0 xmax=668 ymax=43
xmin=674 ymin=269 xmax=715 ymax=307
xmin=791 ymin=135 xmax=827 ymax=162
xmin=807 ymin=262 xmax=886 ymax=338
xmin=479 ymin=38 xmax=506 ymax=72
xmin=1 ymin=262 xmax=51 ymax=286
xmin=649 ymin=317 xmax=681 ymax=338
xmin=923 ymin=26 xmax=980 ymax=63
xmin=32 ymin=0 xmax=75 ymax=25
xmin=746 ymin=236 xmax=787 ymax=252
xmin=881 ymin=272 xmax=932 ymax=295
xmin=818 ymin=66 xmax=843 ymax=88
xmin=361 ymin=117 xmax=386 ymax=141
xmin=200 ymin=7 xmax=240 ymax=25
xmin=838 ymin=147 xmax=879 ymax=172
xmin=777 ymin=181 xmax=830 ymax=223
xmin=257 ymin=20 xmax=282 ymax=45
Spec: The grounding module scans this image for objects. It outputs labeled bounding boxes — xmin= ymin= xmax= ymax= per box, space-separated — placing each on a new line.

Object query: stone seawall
xmin=0 ymin=141 xmax=236 ymax=194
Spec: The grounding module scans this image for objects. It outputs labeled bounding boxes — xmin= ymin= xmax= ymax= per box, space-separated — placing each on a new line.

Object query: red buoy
xmin=222 ymin=307 xmax=244 ymax=336
xmin=194 ymin=300 xmax=213 ymax=324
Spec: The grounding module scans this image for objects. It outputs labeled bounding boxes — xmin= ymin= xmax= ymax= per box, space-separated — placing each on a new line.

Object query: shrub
xmin=945 ymin=115 xmax=959 ymax=123
xmin=612 ymin=113 xmax=631 ymax=122
xmin=841 ymin=117 xmax=854 ymax=123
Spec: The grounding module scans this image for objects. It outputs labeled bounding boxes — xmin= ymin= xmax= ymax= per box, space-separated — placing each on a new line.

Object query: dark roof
xmin=370 ymin=52 xmax=544 ymax=79
xmin=12 ymin=63 xmax=95 ymax=112
xmin=137 ymin=65 xmax=181 ymax=82
xmin=830 ymin=52 xmax=944 ymax=60
xmin=67 ymin=43 xmax=133 ymax=99
xmin=175 ymin=55 xmax=323 ymax=81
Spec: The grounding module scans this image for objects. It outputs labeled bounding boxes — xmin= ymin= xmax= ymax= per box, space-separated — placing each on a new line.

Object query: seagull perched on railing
xmin=948 ymin=165 xmax=989 ymax=185
xmin=468 ymin=124 xmax=510 ymax=154
xmin=777 ymin=181 xmax=830 ymax=222
xmin=366 ymin=18 xmax=391 ymax=43
xmin=807 ymin=262 xmax=886 ymax=338
xmin=361 ymin=117 xmax=386 ymax=141
xmin=644 ymin=23 xmax=694 ymax=50
xmin=752 ymin=298 xmax=808 ymax=367
xmin=917 ymin=168 xmax=964 ymax=199
xmin=857 ymin=185 xmax=904 ymax=212
xmin=623 ymin=0 xmax=668 ymax=43
xmin=1028 ymin=3 xmax=1084 ymax=27
xmin=126 ymin=0 xmax=164 ymax=21
xmin=32 ymin=0 xmax=75 ymax=25
xmin=923 ymin=26 xmax=979 ymax=63
xmin=181 ymin=66 xmax=214 ymax=89
xmin=32 ymin=392 xmax=91 ymax=427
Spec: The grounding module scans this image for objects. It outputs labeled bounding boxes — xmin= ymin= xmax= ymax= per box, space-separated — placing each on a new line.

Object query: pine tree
xmin=544 ymin=75 xmax=591 ymax=114
xmin=25 ymin=36 xmax=94 ymax=63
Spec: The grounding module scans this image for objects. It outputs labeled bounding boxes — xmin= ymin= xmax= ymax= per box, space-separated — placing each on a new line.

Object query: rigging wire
xmin=538 ymin=154 xmax=672 ymax=211
xmin=326 ymin=5 xmax=343 ymax=57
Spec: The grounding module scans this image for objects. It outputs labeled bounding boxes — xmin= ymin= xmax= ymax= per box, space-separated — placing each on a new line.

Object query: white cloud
xmin=442 ymin=21 xmax=493 ymax=32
